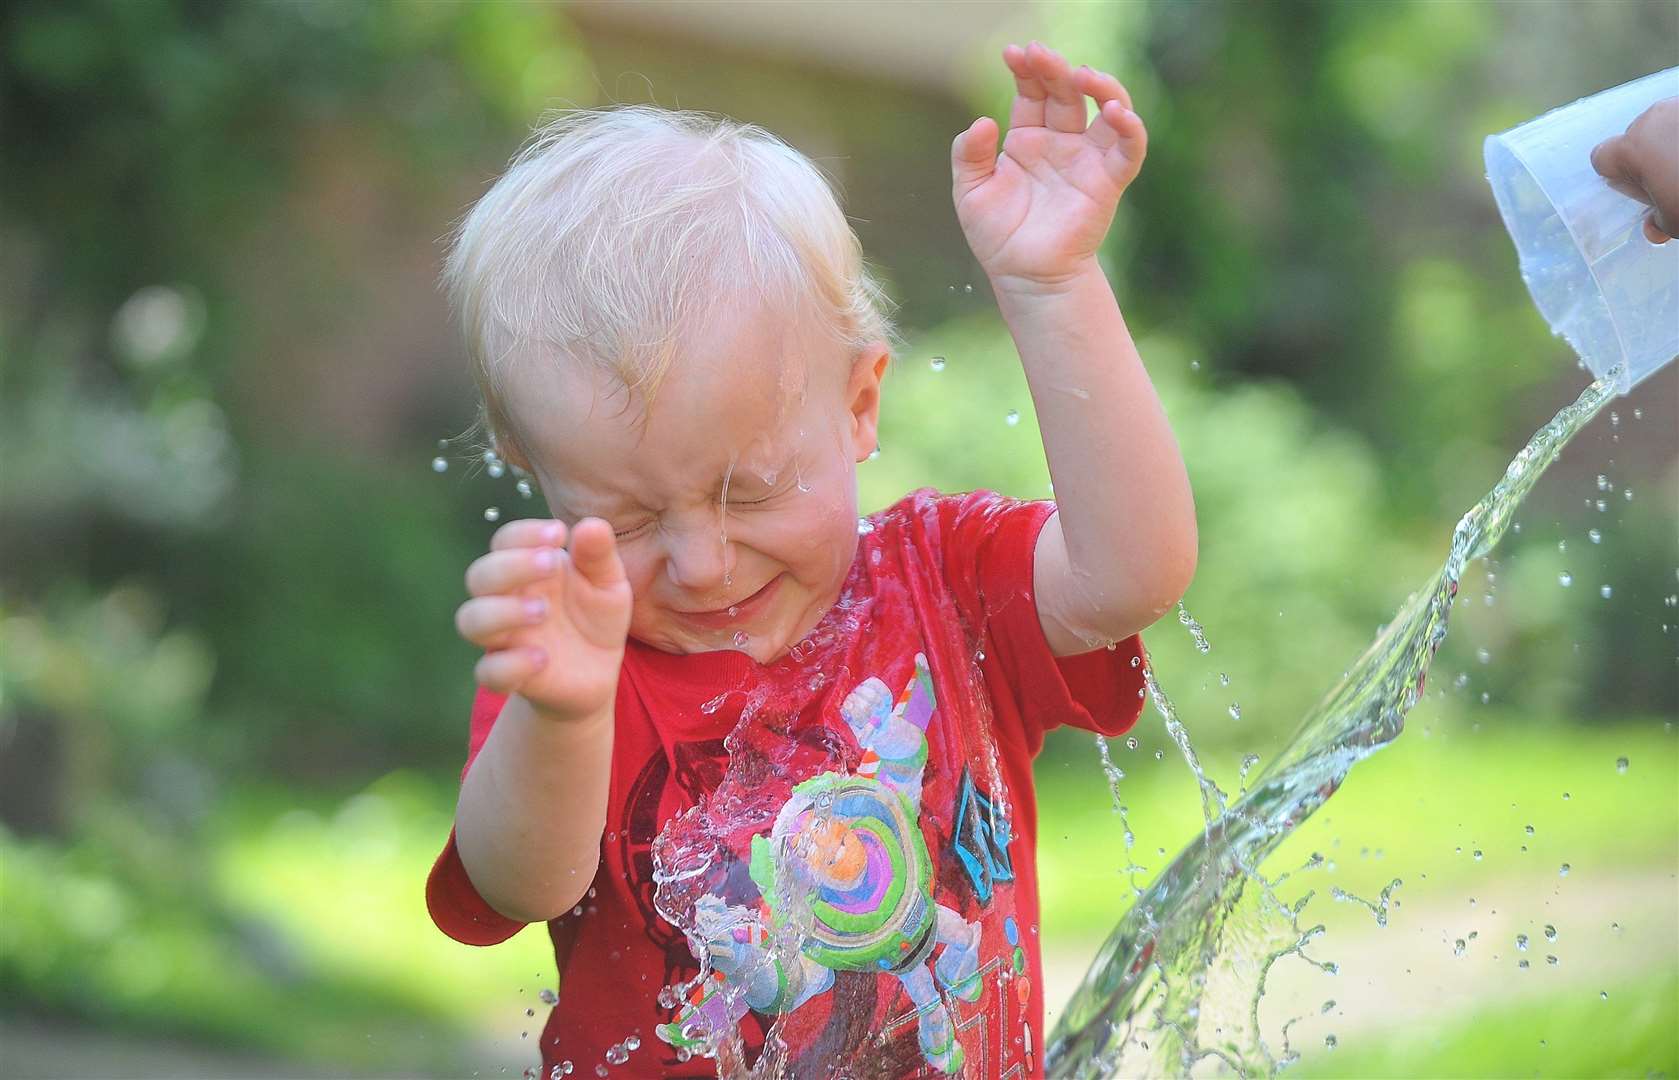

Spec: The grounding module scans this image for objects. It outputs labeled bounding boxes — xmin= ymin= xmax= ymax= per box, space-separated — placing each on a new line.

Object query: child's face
xmin=507 ymin=300 xmax=888 ymax=664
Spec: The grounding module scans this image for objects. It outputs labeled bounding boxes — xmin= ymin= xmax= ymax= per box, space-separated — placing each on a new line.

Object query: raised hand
xmin=456 ymin=516 xmax=633 ymax=720
xmin=951 ymin=42 xmax=1147 ymax=289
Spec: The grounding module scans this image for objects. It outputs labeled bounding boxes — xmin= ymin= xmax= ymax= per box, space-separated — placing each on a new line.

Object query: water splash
xmin=1044 ymin=375 xmax=1615 ymax=1077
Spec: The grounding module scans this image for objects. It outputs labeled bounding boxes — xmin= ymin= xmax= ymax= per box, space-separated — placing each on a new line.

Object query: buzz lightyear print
xmin=657 ymin=653 xmax=990 ymax=1074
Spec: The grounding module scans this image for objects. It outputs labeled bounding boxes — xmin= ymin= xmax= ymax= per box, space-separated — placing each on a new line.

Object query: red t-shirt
xmin=428 ymin=488 xmax=1144 ymax=1078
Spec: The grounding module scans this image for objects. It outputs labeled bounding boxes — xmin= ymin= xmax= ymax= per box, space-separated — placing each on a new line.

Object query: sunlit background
xmin=2 ymin=2 xmax=1675 ymax=1076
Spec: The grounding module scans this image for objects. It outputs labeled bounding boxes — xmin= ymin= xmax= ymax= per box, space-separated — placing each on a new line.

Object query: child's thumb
xmin=569 ymin=518 xmax=627 ymax=588
xmin=951 ymin=117 xmax=999 ymax=199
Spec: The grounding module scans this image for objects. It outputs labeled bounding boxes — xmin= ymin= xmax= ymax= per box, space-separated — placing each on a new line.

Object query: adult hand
xmin=1591 ymin=97 xmax=1679 ymax=244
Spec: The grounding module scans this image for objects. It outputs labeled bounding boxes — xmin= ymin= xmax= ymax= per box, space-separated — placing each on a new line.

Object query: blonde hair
xmin=441 ymin=105 xmax=897 ymax=454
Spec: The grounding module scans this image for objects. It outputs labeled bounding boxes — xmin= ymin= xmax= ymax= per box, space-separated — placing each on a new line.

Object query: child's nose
xmin=661 ymin=523 xmax=738 ymax=593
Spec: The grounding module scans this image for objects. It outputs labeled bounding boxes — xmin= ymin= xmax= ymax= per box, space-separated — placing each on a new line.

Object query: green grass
xmin=1294 ymin=971 xmax=1679 ymax=1079
xmin=1035 ymin=715 xmax=1678 ymax=938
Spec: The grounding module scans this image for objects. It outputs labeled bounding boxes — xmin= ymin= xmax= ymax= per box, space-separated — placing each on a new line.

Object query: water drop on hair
xmin=431 ymin=456 xmax=448 ymax=473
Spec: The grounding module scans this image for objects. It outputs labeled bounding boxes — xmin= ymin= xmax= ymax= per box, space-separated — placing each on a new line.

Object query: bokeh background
xmin=2 ymin=2 xmax=1675 ymax=1077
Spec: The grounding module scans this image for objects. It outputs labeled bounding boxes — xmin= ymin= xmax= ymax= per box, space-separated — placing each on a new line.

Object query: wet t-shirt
xmin=428 ymin=488 xmax=1146 ymax=1078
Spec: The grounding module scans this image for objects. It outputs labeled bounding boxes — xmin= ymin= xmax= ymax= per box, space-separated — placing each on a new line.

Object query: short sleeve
xmin=425 ymin=686 xmax=527 ymax=946
xmin=936 ymin=490 xmax=1147 ymax=751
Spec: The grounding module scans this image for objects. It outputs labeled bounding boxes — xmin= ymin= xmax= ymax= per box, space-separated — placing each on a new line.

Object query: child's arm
xmin=451 ymin=516 xmax=632 ymax=922
xmin=950 ymin=42 xmax=1197 ymax=655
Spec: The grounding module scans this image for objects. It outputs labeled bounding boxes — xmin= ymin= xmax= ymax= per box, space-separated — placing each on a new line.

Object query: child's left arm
xmin=951 ymin=41 xmax=1197 ymax=656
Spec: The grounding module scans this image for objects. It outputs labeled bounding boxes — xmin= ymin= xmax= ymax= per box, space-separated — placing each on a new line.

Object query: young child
xmin=428 ymin=41 xmax=1196 ymax=1078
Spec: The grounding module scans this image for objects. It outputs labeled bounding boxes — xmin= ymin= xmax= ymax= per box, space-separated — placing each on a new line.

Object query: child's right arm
xmin=451 ymin=516 xmax=633 ymax=923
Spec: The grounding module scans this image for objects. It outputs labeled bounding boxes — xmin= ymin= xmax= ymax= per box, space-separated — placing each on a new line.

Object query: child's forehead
xmin=514 ymin=301 xmax=845 ymax=493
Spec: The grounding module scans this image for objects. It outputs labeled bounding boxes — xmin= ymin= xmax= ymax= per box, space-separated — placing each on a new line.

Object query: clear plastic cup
xmin=1484 ymin=68 xmax=1679 ymax=394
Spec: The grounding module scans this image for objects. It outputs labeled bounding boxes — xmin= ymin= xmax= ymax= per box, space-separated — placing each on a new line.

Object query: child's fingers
xmin=1092 ymin=99 xmax=1147 ymax=175
xmin=1072 ymin=65 xmax=1133 ymax=113
xmin=465 ymin=546 xmax=562 ymax=598
xmin=1024 ymin=42 xmax=1086 ymax=134
xmin=952 ymin=117 xmax=1000 ymax=200
xmin=474 ymin=646 xmax=548 ymax=695
xmin=1002 ymin=43 xmax=1046 ymax=130
xmin=490 ymin=518 xmax=566 ymax=551
xmin=567 ymin=517 xmax=628 ymax=589
xmin=456 ymin=594 xmax=547 ymax=648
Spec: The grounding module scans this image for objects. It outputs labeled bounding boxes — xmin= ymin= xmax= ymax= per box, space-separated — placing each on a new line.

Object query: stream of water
xmin=1042 ymin=375 xmax=1618 ymax=1077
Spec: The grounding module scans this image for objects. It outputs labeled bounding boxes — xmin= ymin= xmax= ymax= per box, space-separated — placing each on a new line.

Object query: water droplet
xmin=604 ymin=1043 xmax=629 ymax=1065
xmin=1453 ymin=938 xmax=1467 ymax=957
xmin=517 ymin=478 xmax=534 ymax=498
xmin=1595 ymin=499 xmax=1608 ymax=512
xmin=1005 ymin=409 xmax=1021 ymax=427
xmin=1558 ymin=863 xmax=1570 ymax=876
xmin=431 ymin=456 xmax=449 ymax=473
xmin=731 ymin=630 xmax=749 ymax=648
xmin=1219 ymin=672 xmax=1230 ymax=686
xmin=1600 ymin=585 xmax=1613 ymax=599
xmin=595 ymin=1065 xmax=608 ymax=1077
xmin=1563 ymin=791 xmax=1571 ymax=800
xmin=1543 ymin=924 xmax=1557 ymax=942
xmin=1601 ymin=990 xmax=1609 ymax=1000
xmin=1153 ymin=749 xmax=1163 ymax=760
xmin=1518 ymin=958 xmax=1530 ymax=969
xmin=484 ymin=507 xmax=501 ymax=522
xmin=1588 ymin=528 xmax=1601 ymax=544
xmin=1320 ymin=999 xmax=1336 ymax=1014
xmin=624 ymin=1036 xmax=641 ymax=1051
xmin=1616 ymin=756 xmax=1629 ymax=773
xmin=1516 ymin=933 xmax=1528 ymax=950
xmin=1324 ymin=1035 xmax=1337 ymax=1050
xmin=525 ymin=1007 xmax=536 ymax=1017
xmin=1130 ymin=655 xmax=1140 ymax=667
xmin=1634 ymin=408 xmax=1643 ymax=419
xmin=1125 ymin=736 xmax=1139 ymax=750
xmin=975 ymin=649 xmax=986 ymax=662
xmin=1228 ymin=703 xmax=1242 ymax=720
xmin=1190 ymin=359 xmax=1201 ymax=371
xmin=539 ymin=988 xmax=558 ymax=1004
xmin=857 ymin=518 xmax=875 ymax=536
xmin=1546 ymin=954 xmax=1559 ymax=966
xmin=929 ymin=356 xmax=946 ymax=372
xmin=488 ymin=461 xmax=506 ymax=479
xmin=867 ymin=446 xmax=881 ymax=461
xmin=1473 ymin=849 xmax=1483 ymax=861
xmin=1476 ymin=647 xmax=1491 ymax=664
xmin=1525 ymin=824 xmax=1535 ymax=835
xmin=963 ymin=283 xmax=974 ymax=293
xmin=1596 ymin=474 xmax=1611 ymax=491
xmin=1558 ymin=571 xmax=1573 ymax=587
xmin=1558 ymin=539 xmax=1569 ymax=553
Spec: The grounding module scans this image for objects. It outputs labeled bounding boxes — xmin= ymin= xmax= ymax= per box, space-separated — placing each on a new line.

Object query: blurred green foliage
xmin=1 ymin=0 xmax=1674 ymax=1071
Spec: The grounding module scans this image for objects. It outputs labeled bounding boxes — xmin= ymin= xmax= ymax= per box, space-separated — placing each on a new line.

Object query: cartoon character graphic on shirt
xmin=656 ymin=652 xmax=985 ymax=1073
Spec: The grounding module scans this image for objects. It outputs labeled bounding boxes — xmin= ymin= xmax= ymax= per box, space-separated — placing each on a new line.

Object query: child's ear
xmin=493 ymin=432 xmax=535 ymax=474
xmin=846 ymin=344 xmax=891 ymax=462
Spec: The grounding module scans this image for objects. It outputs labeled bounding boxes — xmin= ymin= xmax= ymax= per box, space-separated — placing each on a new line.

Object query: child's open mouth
xmin=677 ymin=573 xmax=784 ymax=629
